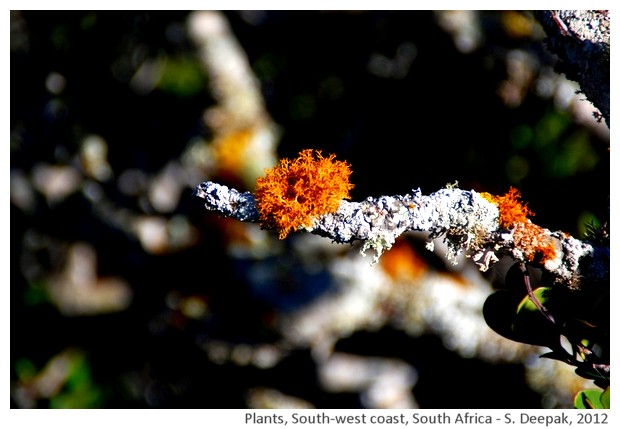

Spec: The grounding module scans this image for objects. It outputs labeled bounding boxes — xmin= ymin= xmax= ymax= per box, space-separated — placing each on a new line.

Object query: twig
xmin=519 ymin=262 xmax=555 ymax=323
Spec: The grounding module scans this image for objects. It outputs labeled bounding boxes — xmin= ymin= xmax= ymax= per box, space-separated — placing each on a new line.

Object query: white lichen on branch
xmin=195 ymin=180 xmax=604 ymax=290
xmin=195 ymin=181 xmax=259 ymax=222
xmin=535 ymin=10 xmax=610 ymax=126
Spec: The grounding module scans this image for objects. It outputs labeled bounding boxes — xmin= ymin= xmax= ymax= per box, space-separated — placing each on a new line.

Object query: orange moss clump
xmin=513 ymin=223 xmax=557 ymax=263
xmin=480 ymin=187 xmax=534 ymax=229
xmin=481 ymin=187 xmax=556 ymax=263
xmin=254 ymin=149 xmax=354 ymax=239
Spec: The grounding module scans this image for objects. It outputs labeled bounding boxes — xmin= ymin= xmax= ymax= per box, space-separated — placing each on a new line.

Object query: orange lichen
xmin=480 ymin=187 xmax=534 ymax=229
xmin=481 ymin=187 xmax=556 ymax=263
xmin=254 ymin=149 xmax=354 ymax=239
xmin=513 ymin=222 xmax=557 ymax=263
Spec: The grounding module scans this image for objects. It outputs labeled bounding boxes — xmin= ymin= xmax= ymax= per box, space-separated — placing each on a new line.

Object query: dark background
xmin=10 ymin=11 xmax=609 ymax=409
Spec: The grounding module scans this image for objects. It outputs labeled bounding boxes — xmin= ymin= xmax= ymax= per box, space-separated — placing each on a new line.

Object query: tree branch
xmin=535 ymin=10 xmax=610 ymax=126
xmin=195 ymin=181 xmax=607 ymax=291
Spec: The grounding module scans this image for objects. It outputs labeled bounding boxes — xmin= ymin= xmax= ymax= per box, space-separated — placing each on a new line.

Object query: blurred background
xmin=10 ymin=10 xmax=609 ymax=409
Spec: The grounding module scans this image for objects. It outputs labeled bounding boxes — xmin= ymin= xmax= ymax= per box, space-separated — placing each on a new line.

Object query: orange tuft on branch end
xmin=481 ymin=187 xmax=556 ymax=263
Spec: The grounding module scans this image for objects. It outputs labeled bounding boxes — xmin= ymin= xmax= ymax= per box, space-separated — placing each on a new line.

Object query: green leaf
xmin=574 ymin=389 xmax=608 ymax=409
xmin=574 ymin=366 xmax=610 ymax=385
xmin=483 ymin=290 xmax=521 ymax=343
xmin=484 ymin=287 xmax=558 ymax=347
xmin=601 ymin=386 xmax=610 ymax=408
xmin=515 ymin=286 xmax=551 ymax=314
xmin=511 ymin=287 xmax=558 ymax=347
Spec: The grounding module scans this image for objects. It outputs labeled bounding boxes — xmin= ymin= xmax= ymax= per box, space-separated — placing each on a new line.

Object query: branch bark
xmin=535 ymin=10 xmax=610 ymax=126
xmin=194 ymin=181 xmax=608 ymax=291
